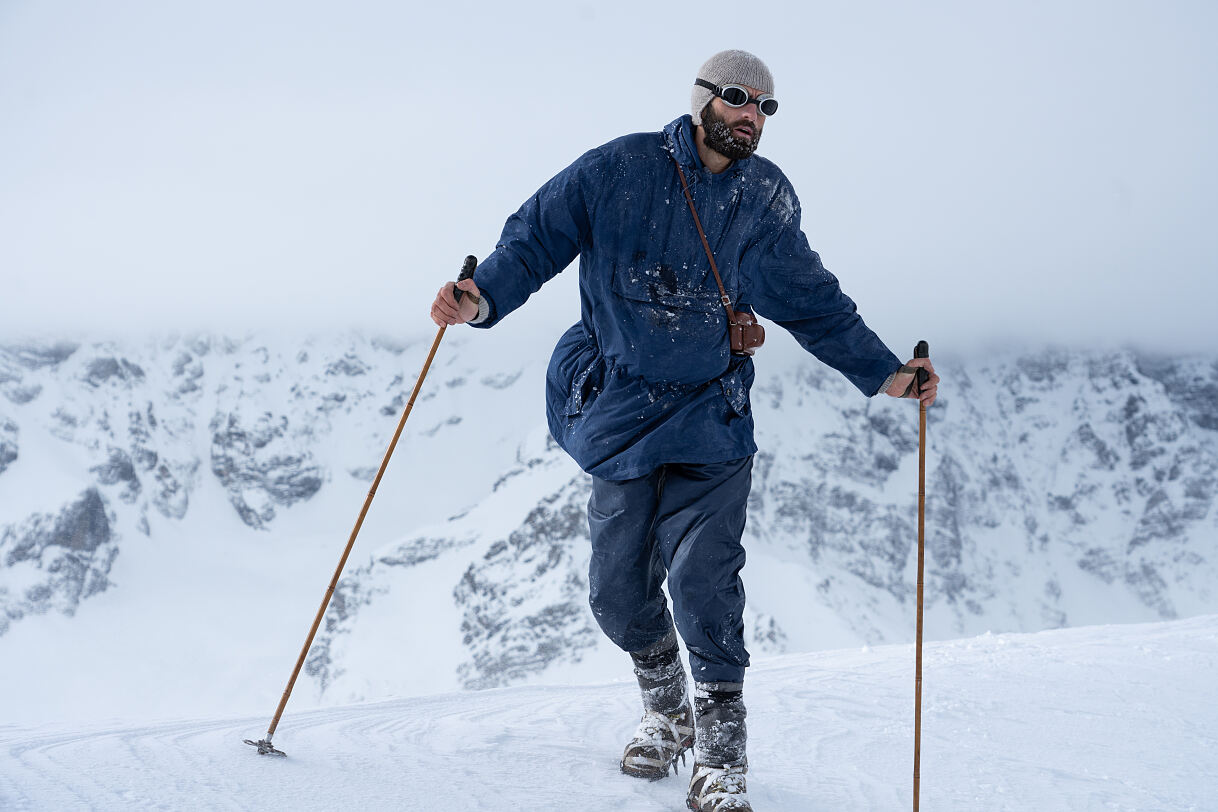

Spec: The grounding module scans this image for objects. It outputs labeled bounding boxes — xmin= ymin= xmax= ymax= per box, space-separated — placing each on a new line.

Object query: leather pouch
xmin=729 ymin=311 xmax=765 ymax=357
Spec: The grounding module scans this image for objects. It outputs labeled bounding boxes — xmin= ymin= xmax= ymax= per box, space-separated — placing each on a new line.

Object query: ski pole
xmin=244 ymin=255 xmax=479 ymax=757
xmin=912 ymin=339 xmax=929 ymax=811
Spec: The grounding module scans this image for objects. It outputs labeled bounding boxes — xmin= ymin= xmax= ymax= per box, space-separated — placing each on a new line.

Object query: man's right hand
xmin=430 ymin=278 xmax=481 ymax=327
xmin=885 ymin=356 xmax=938 ymax=406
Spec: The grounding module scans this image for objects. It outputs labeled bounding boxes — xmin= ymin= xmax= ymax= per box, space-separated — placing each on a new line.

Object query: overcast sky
xmin=1 ymin=0 xmax=1215 ymax=354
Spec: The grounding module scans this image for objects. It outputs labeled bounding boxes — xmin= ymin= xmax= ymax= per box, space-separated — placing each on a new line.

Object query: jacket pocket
xmin=718 ymin=363 xmax=751 ymax=417
xmin=610 ymin=262 xmax=727 ymax=314
xmin=565 ymin=355 xmax=603 ymax=417
xmin=608 ymin=263 xmax=734 ymax=385
xmin=547 ymin=325 xmax=603 ymax=420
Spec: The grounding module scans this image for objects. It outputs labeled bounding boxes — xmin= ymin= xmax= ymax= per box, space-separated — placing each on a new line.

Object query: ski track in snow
xmin=2 ymin=616 xmax=1216 ymax=811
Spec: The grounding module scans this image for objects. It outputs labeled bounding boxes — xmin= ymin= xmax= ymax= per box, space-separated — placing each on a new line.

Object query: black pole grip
xmin=453 ymin=255 xmax=478 ymax=304
xmin=914 ymin=340 xmax=930 ymax=389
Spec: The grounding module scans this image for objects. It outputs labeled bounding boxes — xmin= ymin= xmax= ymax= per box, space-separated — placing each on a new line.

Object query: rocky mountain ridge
xmin=0 ymin=334 xmax=1214 ymax=702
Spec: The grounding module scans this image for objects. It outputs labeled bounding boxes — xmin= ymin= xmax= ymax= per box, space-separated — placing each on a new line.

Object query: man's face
xmin=700 ymin=86 xmax=766 ymax=161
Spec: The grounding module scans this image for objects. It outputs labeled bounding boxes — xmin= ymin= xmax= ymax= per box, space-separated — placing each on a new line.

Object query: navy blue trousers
xmin=587 ymin=456 xmax=752 ymax=684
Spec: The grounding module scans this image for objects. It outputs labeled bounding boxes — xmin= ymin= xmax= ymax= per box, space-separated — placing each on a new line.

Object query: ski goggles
xmin=695 ymin=78 xmax=779 ymax=116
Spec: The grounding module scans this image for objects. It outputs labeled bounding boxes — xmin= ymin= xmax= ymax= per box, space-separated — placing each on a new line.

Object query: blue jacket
xmin=471 ymin=115 xmax=901 ymax=480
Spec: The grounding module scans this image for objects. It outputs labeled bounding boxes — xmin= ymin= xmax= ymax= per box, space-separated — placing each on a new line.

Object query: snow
xmin=2 ymin=616 xmax=1215 ymax=811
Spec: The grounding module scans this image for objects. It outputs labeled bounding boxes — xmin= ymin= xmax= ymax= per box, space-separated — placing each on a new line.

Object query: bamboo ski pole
xmin=245 ymin=255 xmax=478 ymax=757
xmin=913 ymin=339 xmax=929 ymax=811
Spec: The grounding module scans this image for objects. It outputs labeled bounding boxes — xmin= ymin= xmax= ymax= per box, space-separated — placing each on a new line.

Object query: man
xmin=431 ymin=50 xmax=938 ymax=812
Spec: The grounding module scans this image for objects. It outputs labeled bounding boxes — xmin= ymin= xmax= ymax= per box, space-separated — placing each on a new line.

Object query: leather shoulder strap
xmin=671 ymin=158 xmax=738 ymax=321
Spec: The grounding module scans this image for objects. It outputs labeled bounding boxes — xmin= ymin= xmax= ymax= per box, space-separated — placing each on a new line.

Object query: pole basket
xmin=244 ymin=738 xmax=287 ymax=757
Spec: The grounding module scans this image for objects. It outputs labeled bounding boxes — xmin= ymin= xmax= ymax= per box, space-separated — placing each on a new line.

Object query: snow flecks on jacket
xmin=471 ymin=115 xmax=900 ymax=480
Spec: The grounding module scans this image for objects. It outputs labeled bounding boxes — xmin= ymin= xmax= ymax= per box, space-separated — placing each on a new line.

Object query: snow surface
xmin=2 ymin=616 xmax=1215 ymax=811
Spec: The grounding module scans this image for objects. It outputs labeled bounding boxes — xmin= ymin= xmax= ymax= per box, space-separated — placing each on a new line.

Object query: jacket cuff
xmin=468 ymin=294 xmax=491 ymax=325
xmin=875 ymin=369 xmax=898 ymax=397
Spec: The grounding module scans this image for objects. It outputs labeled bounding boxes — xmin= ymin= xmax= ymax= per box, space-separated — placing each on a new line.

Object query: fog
xmin=1 ymin=0 xmax=1215 ymax=354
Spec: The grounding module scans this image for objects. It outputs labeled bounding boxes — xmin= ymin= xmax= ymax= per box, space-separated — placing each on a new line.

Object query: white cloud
xmin=1 ymin=0 xmax=1215 ymax=352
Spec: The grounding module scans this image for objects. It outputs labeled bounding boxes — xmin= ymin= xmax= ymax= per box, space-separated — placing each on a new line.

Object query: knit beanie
xmin=690 ymin=50 xmax=775 ymax=125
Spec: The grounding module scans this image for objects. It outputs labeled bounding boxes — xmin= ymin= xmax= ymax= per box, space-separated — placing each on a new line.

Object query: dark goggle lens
xmin=719 ymin=86 xmax=750 ymax=106
xmin=717 ymin=84 xmax=778 ymax=116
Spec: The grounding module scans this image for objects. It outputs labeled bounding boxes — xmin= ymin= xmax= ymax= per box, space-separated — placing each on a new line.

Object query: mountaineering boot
xmin=621 ymin=702 xmax=694 ymax=781
xmin=687 ymin=761 xmax=751 ymax=812
xmin=687 ymin=682 xmax=752 ymax=811
xmin=620 ymin=631 xmax=694 ymax=780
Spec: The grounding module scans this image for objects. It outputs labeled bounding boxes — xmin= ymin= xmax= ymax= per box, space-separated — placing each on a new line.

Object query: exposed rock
xmin=454 ymin=476 xmax=598 ymax=690
xmin=481 ymin=371 xmax=523 ymax=390
xmin=1078 ymin=547 xmax=1120 ymax=584
xmin=50 ymin=407 xmax=80 ymax=442
xmin=91 ymin=447 xmax=141 ymax=504
xmin=127 ymin=406 xmax=160 ymax=472
xmin=326 ymin=355 xmax=369 ymax=377
xmin=2 ymin=384 xmax=42 ymax=405
xmin=209 ymin=411 xmax=324 ymax=529
xmin=1 ymin=341 xmax=80 ymax=369
xmin=1135 ymin=355 xmax=1218 ymax=431
xmin=0 ymin=489 xmax=118 ymax=636
xmin=377 ymin=536 xmax=462 ymax=568
xmin=305 ymin=575 xmax=373 ymax=693
xmin=171 ymin=352 xmax=205 ymax=395
xmin=370 ymin=335 xmax=410 ymax=355
xmin=1124 ymin=561 xmax=1175 ymax=619
xmin=380 ymin=393 xmax=406 ymax=417
xmin=747 ymin=613 xmax=789 ymax=654
xmin=83 ymin=357 xmax=146 ymax=388
xmin=0 ymin=349 xmax=44 ymax=404
xmin=152 ymin=462 xmax=191 ymax=520
xmin=1073 ymin=423 xmax=1120 ymax=470
xmin=0 ymin=420 xmax=16 ymax=476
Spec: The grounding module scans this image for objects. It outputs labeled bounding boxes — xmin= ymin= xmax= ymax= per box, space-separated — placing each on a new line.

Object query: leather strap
xmin=671 ymin=158 xmax=739 ymax=323
xmin=899 ymin=365 xmax=922 ymax=398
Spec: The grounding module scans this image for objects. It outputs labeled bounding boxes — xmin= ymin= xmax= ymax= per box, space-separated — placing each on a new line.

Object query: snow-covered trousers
xmin=587 ymin=456 xmax=752 ymax=684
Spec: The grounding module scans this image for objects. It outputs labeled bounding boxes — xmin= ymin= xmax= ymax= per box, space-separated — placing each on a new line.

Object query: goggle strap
xmin=694 ymin=78 xmax=777 ymax=116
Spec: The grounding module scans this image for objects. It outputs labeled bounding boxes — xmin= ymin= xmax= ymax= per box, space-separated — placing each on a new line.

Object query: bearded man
xmin=430 ymin=49 xmax=939 ymax=811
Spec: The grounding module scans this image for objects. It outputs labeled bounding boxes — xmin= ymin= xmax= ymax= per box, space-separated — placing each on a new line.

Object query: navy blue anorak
xmin=471 ymin=115 xmax=901 ymax=480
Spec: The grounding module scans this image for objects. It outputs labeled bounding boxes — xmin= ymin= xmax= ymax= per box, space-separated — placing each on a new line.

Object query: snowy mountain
xmin=2 ymin=616 xmax=1215 ymax=810
xmin=0 ymin=332 xmax=1215 ymax=721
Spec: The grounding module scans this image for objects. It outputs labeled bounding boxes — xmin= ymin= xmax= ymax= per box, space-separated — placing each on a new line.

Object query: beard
xmin=700 ymin=103 xmax=762 ymax=160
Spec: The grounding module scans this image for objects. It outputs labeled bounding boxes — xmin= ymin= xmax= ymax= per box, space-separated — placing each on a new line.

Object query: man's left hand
xmin=886 ymin=358 xmax=939 ymax=406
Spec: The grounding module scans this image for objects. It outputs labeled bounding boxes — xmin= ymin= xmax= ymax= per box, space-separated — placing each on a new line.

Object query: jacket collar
xmin=662 ymin=114 xmax=749 ymax=179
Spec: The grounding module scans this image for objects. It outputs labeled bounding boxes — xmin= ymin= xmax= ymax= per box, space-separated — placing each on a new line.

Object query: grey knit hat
xmin=691 ymin=49 xmax=775 ymax=125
